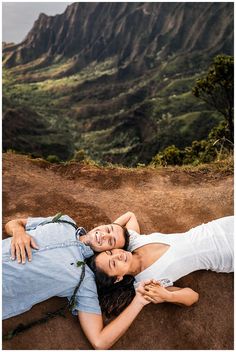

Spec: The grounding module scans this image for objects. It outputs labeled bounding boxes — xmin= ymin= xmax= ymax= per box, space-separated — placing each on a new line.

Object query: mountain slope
xmin=2 ymin=2 xmax=233 ymax=165
xmin=3 ymin=2 xmax=233 ymax=73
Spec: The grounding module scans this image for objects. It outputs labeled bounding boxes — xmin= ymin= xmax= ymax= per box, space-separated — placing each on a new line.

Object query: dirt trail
xmin=3 ymin=153 xmax=234 ymax=350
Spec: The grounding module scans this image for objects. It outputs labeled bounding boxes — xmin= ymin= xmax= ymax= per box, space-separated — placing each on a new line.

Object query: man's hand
xmin=135 ymin=279 xmax=159 ymax=306
xmin=113 ymin=211 xmax=140 ymax=234
xmin=137 ymin=280 xmax=170 ymax=304
xmin=10 ymin=227 xmax=38 ymax=264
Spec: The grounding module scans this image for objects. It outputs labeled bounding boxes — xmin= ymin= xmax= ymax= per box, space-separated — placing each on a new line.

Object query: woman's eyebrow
xmin=105 ymin=252 xmax=112 ymax=269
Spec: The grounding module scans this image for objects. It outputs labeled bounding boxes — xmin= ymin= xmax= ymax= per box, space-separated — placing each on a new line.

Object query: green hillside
xmin=3 ymin=52 xmax=223 ymax=165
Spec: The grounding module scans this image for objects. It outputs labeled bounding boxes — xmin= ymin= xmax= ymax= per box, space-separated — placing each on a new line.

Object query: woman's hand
xmin=138 ymin=281 xmax=199 ymax=306
xmin=135 ymin=280 xmax=158 ymax=306
xmin=10 ymin=227 xmax=38 ymax=264
xmin=137 ymin=280 xmax=170 ymax=304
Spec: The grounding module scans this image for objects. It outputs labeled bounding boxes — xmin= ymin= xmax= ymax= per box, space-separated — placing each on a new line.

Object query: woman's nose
xmin=114 ymin=253 xmax=122 ymax=260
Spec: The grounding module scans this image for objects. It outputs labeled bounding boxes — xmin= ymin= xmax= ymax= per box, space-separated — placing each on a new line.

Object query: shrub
xmin=182 ymin=140 xmax=216 ymax=164
xmin=151 ymin=145 xmax=184 ymax=166
xmin=151 ymin=118 xmax=233 ymax=167
xmin=73 ymin=149 xmax=87 ymax=162
xmin=46 ymin=155 xmax=60 ymax=163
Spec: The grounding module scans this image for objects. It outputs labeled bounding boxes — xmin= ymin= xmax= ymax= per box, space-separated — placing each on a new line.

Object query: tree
xmin=192 ymin=55 xmax=234 ymax=142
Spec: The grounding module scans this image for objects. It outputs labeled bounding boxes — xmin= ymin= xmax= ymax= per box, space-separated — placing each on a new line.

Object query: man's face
xmin=85 ymin=224 xmax=125 ymax=252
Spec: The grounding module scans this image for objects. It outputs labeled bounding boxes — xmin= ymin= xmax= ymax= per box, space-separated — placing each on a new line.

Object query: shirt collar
xmin=80 ymin=243 xmax=94 ymax=258
xmin=76 ymin=227 xmax=87 ymax=237
xmin=76 ymin=227 xmax=94 ymax=258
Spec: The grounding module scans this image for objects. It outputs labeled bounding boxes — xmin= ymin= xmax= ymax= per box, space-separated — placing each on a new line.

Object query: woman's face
xmin=95 ymin=249 xmax=132 ymax=280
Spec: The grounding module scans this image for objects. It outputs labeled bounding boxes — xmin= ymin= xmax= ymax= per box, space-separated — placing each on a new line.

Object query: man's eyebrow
xmin=111 ymin=225 xmax=116 ymax=246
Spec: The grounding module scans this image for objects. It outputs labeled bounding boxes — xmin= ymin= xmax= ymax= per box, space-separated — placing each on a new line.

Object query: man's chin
xmin=90 ymin=243 xmax=108 ymax=253
xmin=92 ymin=247 xmax=102 ymax=253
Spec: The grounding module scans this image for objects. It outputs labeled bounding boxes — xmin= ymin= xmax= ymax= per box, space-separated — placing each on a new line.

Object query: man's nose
xmin=101 ymin=233 xmax=111 ymax=242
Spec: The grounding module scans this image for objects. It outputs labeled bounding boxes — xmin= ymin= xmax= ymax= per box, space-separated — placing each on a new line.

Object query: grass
xmin=157 ymin=76 xmax=198 ymax=97
xmin=175 ymin=111 xmax=222 ymax=134
xmin=178 ymin=154 xmax=234 ymax=174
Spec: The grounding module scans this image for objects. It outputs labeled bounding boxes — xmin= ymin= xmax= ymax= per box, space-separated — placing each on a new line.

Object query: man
xmin=3 ymin=211 xmax=148 ymax=349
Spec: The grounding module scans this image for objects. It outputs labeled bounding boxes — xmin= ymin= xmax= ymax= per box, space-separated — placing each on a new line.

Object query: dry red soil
xmin=2 ymin=152 xmax=234 ymax=350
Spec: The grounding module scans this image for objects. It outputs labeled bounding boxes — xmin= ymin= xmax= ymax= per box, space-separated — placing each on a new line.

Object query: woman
xmin=87 ymin=212 xmax=234 ymax=317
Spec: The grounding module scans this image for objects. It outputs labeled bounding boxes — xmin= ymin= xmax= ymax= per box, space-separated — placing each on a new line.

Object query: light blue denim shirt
xmin=2 ymin=215 xmax=101 ymax=319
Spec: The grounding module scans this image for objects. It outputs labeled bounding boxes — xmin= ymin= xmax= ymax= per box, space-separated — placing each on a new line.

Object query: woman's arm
xmin=165 ymin=286 xmax=199 ymax=306
xmin=113 ymin=211 xmax=140 ymax=234
xmin=138 ymin=281 xmax=199 ymax=307
xmin=5 ymin=218 xmax=38 ymax=263
xmin=78 ymin=285 xmax=150 ymax=349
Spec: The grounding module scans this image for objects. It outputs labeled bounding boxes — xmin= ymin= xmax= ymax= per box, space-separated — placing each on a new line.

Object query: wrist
xmin=12 ymin=225 xmax=26 ymax=238
xmin=166 ymin=291 xmax=174 ymax=303
xmin=133 ymin=295 xmax=146 ymax=309
xmin=11 ymin=226 xmax=20 ymax=237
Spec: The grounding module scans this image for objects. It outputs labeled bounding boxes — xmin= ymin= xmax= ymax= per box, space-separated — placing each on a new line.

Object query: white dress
xmin=128 ymin=216 xmax=234 ymax=288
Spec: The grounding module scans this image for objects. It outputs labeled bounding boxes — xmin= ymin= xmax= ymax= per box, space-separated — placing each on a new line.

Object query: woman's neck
xmin=127 ymin=252 xmax=143 ymax=276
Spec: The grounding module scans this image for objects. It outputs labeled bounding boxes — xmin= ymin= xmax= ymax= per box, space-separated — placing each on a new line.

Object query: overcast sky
xmin=2 ymin=2 xmax=73 ymax=44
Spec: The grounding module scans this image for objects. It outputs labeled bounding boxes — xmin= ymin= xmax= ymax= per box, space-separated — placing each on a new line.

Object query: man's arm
xmin=113 ymin=211 xmax=140 ymax=234
xmin=5 ymin=218 xmax=38 ymax=264
xmin=78 ymin=291 xmax=149 ymax=350
xmin=5 ymin=218 xmax=28 ymax=236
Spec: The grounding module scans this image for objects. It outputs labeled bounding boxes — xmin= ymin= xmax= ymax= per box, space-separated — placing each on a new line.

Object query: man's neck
xmin=79 ymin=235 xmax=89 ymax=245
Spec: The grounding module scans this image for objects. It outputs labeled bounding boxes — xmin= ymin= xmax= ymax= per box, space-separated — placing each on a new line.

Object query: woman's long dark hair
xmin=86 ymin=254 xmax=135 ymax=318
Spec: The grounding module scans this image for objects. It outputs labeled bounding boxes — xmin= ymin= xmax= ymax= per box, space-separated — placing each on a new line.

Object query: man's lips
xmin=95 ymin=232 xmax=102 ymax=245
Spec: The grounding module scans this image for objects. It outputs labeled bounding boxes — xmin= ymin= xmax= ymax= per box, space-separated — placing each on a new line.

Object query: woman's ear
xmin=115 ymin=275 xmax=123 ymax=283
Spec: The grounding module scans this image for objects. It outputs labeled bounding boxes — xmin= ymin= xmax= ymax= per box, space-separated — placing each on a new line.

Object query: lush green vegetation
xmin=3 ymin=53 xmax=232 ymax=166
xmin=193 ymin=55 xmax=234 ymax=142
xmin=151 ymin=121 xmax=233 ymax=167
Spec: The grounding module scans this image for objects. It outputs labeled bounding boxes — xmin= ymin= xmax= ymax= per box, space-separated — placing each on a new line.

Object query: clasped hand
xmin=137 ymin=279 xmax=170 ymax=304
xmin=11 ymin=228 xmax=38 ymax=264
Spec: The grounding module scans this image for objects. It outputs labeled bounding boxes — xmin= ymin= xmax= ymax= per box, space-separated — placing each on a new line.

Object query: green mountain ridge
xmin=2 ymin=3 xmax=233 ymax=165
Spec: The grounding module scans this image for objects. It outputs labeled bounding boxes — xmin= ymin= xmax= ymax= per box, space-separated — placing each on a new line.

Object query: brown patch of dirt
xmin=2 ymin=152 xmax=234 ymax=349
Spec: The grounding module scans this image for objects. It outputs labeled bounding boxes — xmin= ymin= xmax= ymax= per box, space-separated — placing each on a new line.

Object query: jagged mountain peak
xmin=3 ymin=2 xmax=233 ymax=75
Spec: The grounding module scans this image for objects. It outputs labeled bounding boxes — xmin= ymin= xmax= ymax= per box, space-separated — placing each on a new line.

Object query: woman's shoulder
xmin=127 ymin=229 xmax=140 ymax=237
xmin=127 ymin=229 xmax=145 ymax=251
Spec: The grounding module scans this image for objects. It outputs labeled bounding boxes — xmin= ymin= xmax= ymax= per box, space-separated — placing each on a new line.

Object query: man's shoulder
xmin=26 ymin=214 xmax=77 ymax=231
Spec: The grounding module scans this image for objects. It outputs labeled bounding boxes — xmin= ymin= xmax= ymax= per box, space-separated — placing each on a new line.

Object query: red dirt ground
xmin=2 ymin=152 xmax=234 ymax=350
